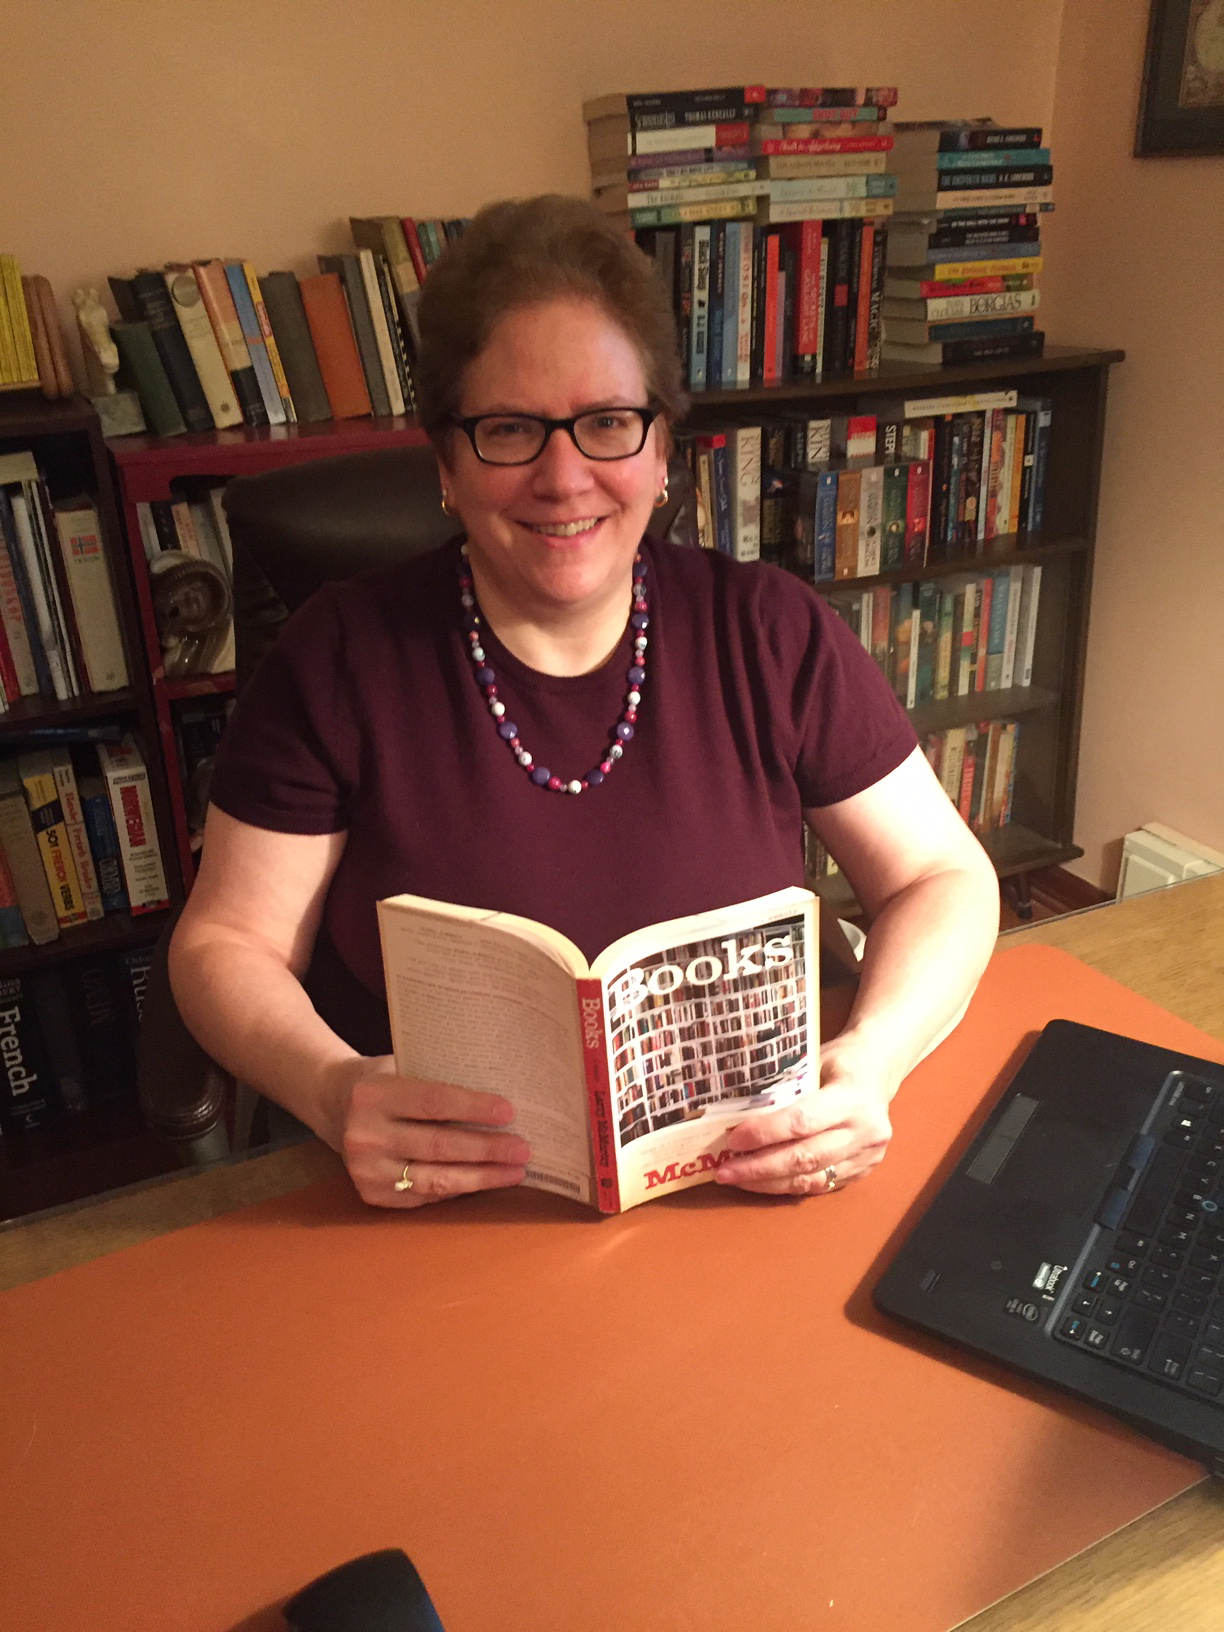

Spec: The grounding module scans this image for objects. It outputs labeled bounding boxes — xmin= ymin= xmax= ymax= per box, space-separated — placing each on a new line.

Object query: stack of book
xmin=0 ymin=938 xmax=153 ymax=1133
xmin=585 ymin=84 xmax=898 ymax=387
xmin=105 ymin=228 xmax=474 ymax=438
xmin=0 ymin=733 xmax=168 ymax=956
xmin=882 ymin=119 xmax=1051 ymax=366
xmin=0 ymin=452 xmax=130 ymax=706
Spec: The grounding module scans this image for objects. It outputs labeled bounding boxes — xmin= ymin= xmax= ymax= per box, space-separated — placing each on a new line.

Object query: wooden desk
xmin=3 ymin=874 xmax=1224 ymax=1630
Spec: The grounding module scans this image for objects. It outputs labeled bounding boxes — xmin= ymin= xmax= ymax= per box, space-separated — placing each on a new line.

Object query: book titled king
xmin=378 ymin=885 xmax=818 ymax=1213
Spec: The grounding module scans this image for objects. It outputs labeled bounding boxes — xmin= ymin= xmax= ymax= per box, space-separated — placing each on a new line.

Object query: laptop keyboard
xmin=1055 ymin=1072 xmax=1224 ymax=1401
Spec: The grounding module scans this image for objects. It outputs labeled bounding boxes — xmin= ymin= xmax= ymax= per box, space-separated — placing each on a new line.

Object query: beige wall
xmin=6 ymin=0 xmax=1060 ymax=334
xmin=1044 ymin=0 xmax=1224 ymax=889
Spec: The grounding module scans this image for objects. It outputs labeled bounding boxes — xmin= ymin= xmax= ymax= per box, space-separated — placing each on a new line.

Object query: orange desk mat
xmin=2 ymin=944 xmax=1220 ymax=1632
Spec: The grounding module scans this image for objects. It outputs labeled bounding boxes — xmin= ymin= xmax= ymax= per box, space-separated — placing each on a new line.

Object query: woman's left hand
xmin=714 ymin=1030 xmax=897 ymax=1196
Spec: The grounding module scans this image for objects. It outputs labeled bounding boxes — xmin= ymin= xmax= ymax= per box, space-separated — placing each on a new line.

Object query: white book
xmin=999 ymin=564 xmax=1026 ymax=690
xmin=135 ymin=501 xmax=161 ymax=564
xmin=49 ymin=749 xmax=103 ymax=921
xmin=856 ymin=465 xmax=884 ymax=576
xmin=51 ymin=499 xmax=129 ymax=694
xmin=729 ymin=424 xmax=761 ymax=562
xmin=768 ymin=175 xmax=879 ymax=201
xmin=95 ymin=736 xmax=170 ymax=914
xmin=355 ymin=248 xmax=406 ymax=416
xmin=163 ymin=268 xmax=243 ymax=430
xmin=605 ymin=180 xmax=769 ymax=211
xmin=761 ymin=197 xmax=894 ymax=224
xmin=1014 ymin=564 xmax=1043 ymax=688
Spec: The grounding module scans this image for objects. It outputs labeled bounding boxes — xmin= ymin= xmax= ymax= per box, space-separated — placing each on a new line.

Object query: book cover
xmin=162 ymin=267 xmax=243 ymax=429
xmin=689 ymin=225 xmax=712 ymax=388
xmin=191 ymin=259 xmax=268 ymax=428
xmin=904 ymin=458 xmax=931 ymax=567
xmin=0 ymin=972 xmax=58 ymax=1131
xmin=259 ymin=271 xmax=334 ymax=423
xmin=353 ymin=247 xmax=406 ymax=415
xmin=16 ymin=750 xmax=88 ymax=928
xmin=50 ymin=497 xmax=129 ymax=694
xmin=880 ymin=463 xmax=908 ymax=572
xmin=121 ymin=272 xmax=214 ymax=433
xmin=378 ymin=887 xmax=817 ymax=1213
xmin=221 ymin=262 xmax=287 ymax=426
xmin=298 ymin=272 xmax=372 ymax=420
xmin=984 ymin=570 xmax=1011 ymax=689
xmin=95 ymin=735 xmax=170 ymax=913
xmin=728 ymin=424 xmax=762 ymax=562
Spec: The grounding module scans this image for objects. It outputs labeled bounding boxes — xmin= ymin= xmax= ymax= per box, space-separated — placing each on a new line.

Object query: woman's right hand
xmin=324 ymin=1055 xmax=532 ymax=1209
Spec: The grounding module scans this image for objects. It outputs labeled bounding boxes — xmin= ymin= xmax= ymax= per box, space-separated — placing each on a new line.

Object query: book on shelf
xmin=50 ymin=498 xmax=129 ymax=694
xmin=162 ymin=266 xmax=243 ymax=429
xmin=111 ymin=321 xmax=187 ymax=437
xmin=0 ymin=452 xmax=83 ymax=703
xmin=378 ymin=885 xmax=818 ymax=1214
xmin=16 ymin=751 xmax=89 ymax=930
xmin=190 ymin=259 xmax=268 ymax=428
xmin=0 ymin=972 xmax=59 ymax=1133
xmin=0 ymin=841 xmax=28 ymax=949
xmin=95 ymin=736 xmax=169 ymax=914
xmin=299 ymin=272 xmax=373 ymax=420
xmin=0 ymin=760 xmax=58 ymax=945
xmin=582 ymin=86 xmax=768 ymax=126
xmin=318 ymin=253 xmax=393 ymax=418
xmin=110 ymin=272 xmax=216 ymax=433
xmin=256 ymin=272 xmax=332 ymax=424
xmin=890 ymin=120 xmax=1044 ymax=153
xmin=0 ymin=253 xmax=40 ymax=389
xmin=880 ymin=329 xmax=1045 ymax=367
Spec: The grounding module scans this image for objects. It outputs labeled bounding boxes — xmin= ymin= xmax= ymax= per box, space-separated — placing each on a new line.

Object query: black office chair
xmin=137 ymin=443 xmax=699 ymax=1164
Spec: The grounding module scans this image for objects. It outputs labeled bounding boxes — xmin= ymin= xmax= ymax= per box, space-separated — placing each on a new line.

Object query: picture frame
xmin=1136 ymin=0 xmax=1224 ymax=154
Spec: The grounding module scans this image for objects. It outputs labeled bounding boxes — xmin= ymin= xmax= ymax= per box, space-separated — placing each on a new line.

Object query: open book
xmin=377 ymin=886 xmax=818 ymax=1213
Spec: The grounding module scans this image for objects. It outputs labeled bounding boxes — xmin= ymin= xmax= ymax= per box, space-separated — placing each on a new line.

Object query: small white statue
xmin=73 ymin=287 xmax=119 ymax=396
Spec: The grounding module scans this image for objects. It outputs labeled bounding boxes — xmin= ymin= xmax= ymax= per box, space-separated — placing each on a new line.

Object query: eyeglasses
xmin=449 ymin=407 xmax=659 ymax=465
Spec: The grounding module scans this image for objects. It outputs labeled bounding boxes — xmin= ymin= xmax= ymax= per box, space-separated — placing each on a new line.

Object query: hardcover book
xmin=378 ymin=886 xmax=818 ymax=1214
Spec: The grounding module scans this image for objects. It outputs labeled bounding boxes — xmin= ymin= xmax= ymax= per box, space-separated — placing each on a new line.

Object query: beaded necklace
xmin=458 ymin=544 xmax=649 ymax=795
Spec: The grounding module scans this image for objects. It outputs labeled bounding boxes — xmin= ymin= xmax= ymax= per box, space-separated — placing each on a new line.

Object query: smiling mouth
xmin=518 ymin=517 xmax=605 ymax=538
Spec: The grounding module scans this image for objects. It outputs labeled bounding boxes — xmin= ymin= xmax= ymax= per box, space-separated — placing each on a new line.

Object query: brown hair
xmin=414 ymin=194 xmax=688 ymax=442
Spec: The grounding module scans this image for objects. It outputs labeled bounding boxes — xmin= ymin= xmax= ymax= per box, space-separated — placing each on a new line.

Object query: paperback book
xmin=378 ymin=886 xmax=818 ymax=1214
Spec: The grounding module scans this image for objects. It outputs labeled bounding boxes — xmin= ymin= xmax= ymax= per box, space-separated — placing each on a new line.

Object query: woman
xmin=170 ymin=195 xmax=999 ymax=1210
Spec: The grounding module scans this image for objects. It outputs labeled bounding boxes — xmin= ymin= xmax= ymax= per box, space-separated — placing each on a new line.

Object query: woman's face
xmin=437 ymin=296 xmax=668 ymax=620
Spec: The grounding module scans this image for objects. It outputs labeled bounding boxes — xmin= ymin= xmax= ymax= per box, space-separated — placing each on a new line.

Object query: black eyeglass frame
xmin=448 ymin=406 xmax=660 ymax=465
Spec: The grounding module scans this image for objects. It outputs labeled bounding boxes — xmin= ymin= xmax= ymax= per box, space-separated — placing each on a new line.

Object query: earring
xmin=441 ymin=490 xmax=457 ymax=516
xmin=653 ymin=474 xmax=670 ymax=509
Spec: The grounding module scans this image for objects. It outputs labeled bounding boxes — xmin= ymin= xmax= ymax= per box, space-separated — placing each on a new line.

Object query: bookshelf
xmin=0 ymin=394 xmax=180 ymax=1218
xmin=108 ymin=415 xmax=430 ymax=892
xmin=678 ymin=343 xmax=1124 ymax=911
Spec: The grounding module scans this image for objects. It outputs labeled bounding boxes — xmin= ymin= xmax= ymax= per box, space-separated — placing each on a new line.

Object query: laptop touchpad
xmin=979 ymin=1101 xmax=1131 ymax=1215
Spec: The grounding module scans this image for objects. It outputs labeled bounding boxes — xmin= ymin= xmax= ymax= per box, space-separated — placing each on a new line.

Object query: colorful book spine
xmin=95 ymin=737 xmax=170 ymax=914
xmin=16 ymin=751 xmax=88 ymax=928
xmin=223 ymin=263 xmax=287 ymax=426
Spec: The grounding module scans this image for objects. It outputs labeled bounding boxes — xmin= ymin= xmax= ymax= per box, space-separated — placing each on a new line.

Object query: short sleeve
xmin=754 ymin=572 xmax=918 ymax=809
xmin=208 ymin=586 xmax=360 ymax=834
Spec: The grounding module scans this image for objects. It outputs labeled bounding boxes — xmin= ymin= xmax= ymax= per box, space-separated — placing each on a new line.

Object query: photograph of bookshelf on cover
xmin=605 ymin=910 xmax=812 ymax=1150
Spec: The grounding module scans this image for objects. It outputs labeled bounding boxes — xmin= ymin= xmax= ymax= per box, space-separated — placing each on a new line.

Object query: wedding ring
xmin=823 ymin=1165 xmax=838 ymax=1193
xmin=394 ymin=1163 xmax=415 ymax=1193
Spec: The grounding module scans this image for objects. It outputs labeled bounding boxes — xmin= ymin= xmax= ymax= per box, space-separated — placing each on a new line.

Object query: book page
xmin=599 ymin=901 xmax=819 ymax=1210
xmin=378 ymin=907 xmax=594 ymax=1206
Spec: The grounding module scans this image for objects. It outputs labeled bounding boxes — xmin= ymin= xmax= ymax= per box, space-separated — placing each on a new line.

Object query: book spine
xmin=0 ymin=841 xmax=27 ymax=947
xmin=757 ymin=134 xmax=894 ymax=154
xmin=298 ymin=273 xmax=372 ymax=420
xmin=97 ymin=741 xmax=170 ymax=913
xmin=824 ymin=221 xmax=854 ymax=374
xmin=62 ymin=956 xmax=137 ymax=1105
xmin=576 ymin=976 xmax=619 ymax=1214
xmin=711 ymin=438 xmax=733 ymax=556
xmin=111 ymin=321 xmax=187 ymax=436
xmin=0 ymin=783 xmax=58 ymax=944
xmin=0 ymin=512 xmax=40 ymax=696
xmin=51 ymin=502 xmax=129 ymax=694
xmin=736 ymin=221 xmax=754 ymax=386
xmin=856 ymin=464 xmax=883 ymax=575
xmin=79 ymin=778 xmax=128 ymax=913
xmin=904 ymin=458 xmax=931 ymax=567
xmin=127 ymin=272 xmax=214 ymax=432
xmin=813 ymin=468 xmax=838 ymax=582
xmin=223 ymin=264 xmax=287 ymax=426
xmin=27 ymin=967 xmax=88 ymax=1114
xmin=880 ymin=463 xmax=907 ymax=572
xmin=938 ymin=125 xmax=1043 ymax=150
xmin=689 ymin=226 xmax=711 ymax=388
xmin=834 ymin=469 xmax=861 ymax=580
xmin=999 ymin=564 xmax=1025 ymax=689
xmin=18 ymin=755 xmax=87 ymax=928
xmin=852 ymin=221 xmax=874 ymax=370
xmin=242 ymin=262 xmax=296 ymax=423
xmin=707 ymin=225 xmax=725 ymax=389
xmin=191 ymin=259 xmax=268 ymax=428
xmin=729 ymin=425 xmax=761 ymax=562
xmin=4 ymin=489 xmax=70 ymax=700
xmin=49 ymin=753 xmax=103 ymax=921
xmin=354 ymin=249 xmax=405 ymax=416
xmin=163 ymin=269 xmax=243 ymax=429
xmin=761 ymin=230 xmax=781 ymax=383
xmin=0 ymin=973 xmax=58 ymax=1131
xmin=889 ymin=581 xmax=913 ymax=703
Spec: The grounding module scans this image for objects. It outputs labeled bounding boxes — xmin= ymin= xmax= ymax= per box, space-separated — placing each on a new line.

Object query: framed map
xmin=1137 ymin=0 xmax=1224 ymax=153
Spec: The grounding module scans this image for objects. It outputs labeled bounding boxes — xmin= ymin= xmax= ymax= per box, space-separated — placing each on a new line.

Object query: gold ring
xmin=823 ymin=1165 xmax=838 ymax=1192
xmin=394 ymin=1163 xmax=414 ymax=1192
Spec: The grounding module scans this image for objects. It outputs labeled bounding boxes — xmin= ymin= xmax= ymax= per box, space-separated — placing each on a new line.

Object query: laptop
xmin=874 ymin=1018 xmax=1224 ymax=1475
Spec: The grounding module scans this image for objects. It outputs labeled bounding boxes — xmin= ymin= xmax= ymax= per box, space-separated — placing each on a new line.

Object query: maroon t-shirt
xmin=209 ymin=535 xmax=916 ymax=1051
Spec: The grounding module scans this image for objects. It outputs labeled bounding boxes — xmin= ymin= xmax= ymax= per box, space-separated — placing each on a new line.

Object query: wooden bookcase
xmin=0 ymin=395 xmax=182 ymax=1219
xmin=681 ymin=343 xmax=1124 ymax=911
